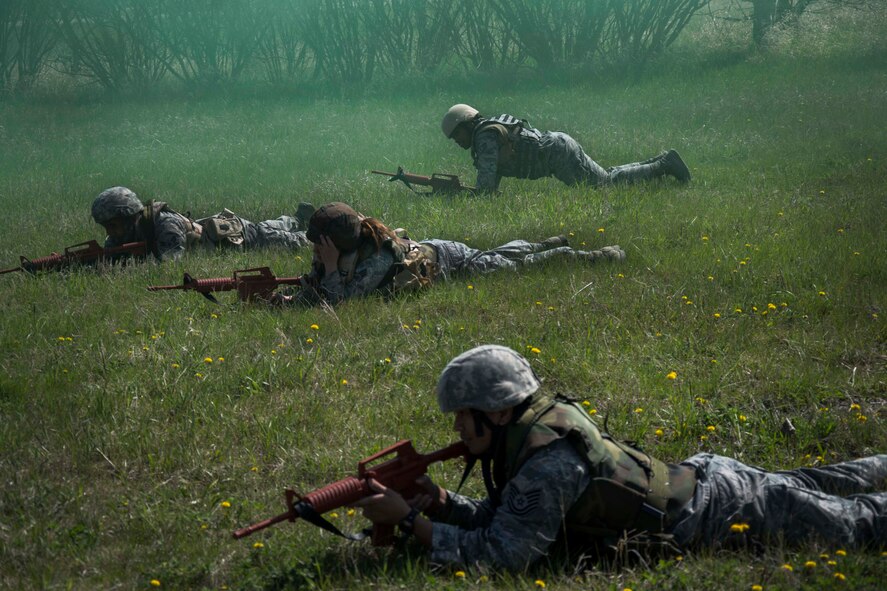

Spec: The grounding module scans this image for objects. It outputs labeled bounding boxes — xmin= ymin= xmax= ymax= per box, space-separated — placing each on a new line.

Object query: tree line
xmin=0 ymin=0 xmax=871 ymax=95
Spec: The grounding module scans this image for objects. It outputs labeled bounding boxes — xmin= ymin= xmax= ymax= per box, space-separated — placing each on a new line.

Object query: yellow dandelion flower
xmin=171 ymin=363 xmax=180 ymax=369
xmin=837 ymin=228 xmax=844 ymax=233
xmin=675 ymin=555 xmax=683 ymax=561
xmin=455 ymin=571 xmax=466 ymax=578
xmin=634 ymin=407 xmax=643 ymax=413
xmin=752 ymin=586 xmax=763 ymax=591
xmin=836 ymin=549 xmax=847 ymax=556
xmin=834 ymin=573 xmax=846 ymax=581
xmin=702 ymin=236 xmax=709 ymax=241
xmin=597 ymin=228 xmax=605 ymax=233
xmin=203 ymin=357 xmax=213 ymax=364
xmin=706 ymin=425 xmax=716 ymax=432
xmin=588 ymin=409 xmax=598 ymax=416
xmin=818 ymin=291 xmax=826 ymax=297
xmin=535 ymin=581 xmax=546 ymax=588
xmin=548 ymin=306 xmax=555 ymax=311
xmin=778 ymin=211 xmax=784 ymax=216
xmin=617 ymin=273 xmax=624 ymax=278
xmin=384 ymin=357 xmax=391 ymax=363
xmin=782 ymin=564 xmax=793 ymax=571
xmin=306 ymin=338 xmax=313 ymax=344
xmin=685 ymin=300 xmax=693 ymax=305
xmin=821 ymin=553 xmax=830 ymax=560
xmin=735 ymin=307 xmax=743 ymax=313
xmin=250 ymin=466 xmax=258 ymax=472
xmin=713 ymin=313 xmax=721 ymax=318
xmin=827 ymin=560 xmax=837 ymax=566
xmin=194 ymin=372 xmax=203 ymax=379
xmin=340 ymin=379 xmax=348 ymax=385
xmin=329 ymin=512 xmax=339 ymax=519
xmin=220 ymin=501 xmax=231 ymax=508
xmin=850 ymin=403 xmax=861 ymax=411
xmin=700 ymin=435 xmax=708 ymax=441
xmin=666 ymin=371 xmax=677 ymax=380
xmin=856 ymin=414 xmax=867 ymax=422
xmin=804 ymin=561 xmax=816 ymax=568
xmin=217 ymin=357 xmax=224 ymax=362
xmin=768 ymin=303 xmax=777 ymax=310
xmin=655 ymin=429 xmax=664 ymax=437
xmin=582 ymin=400 xmax=591 ymax=407
xmin=535 ymin=301 xmax=542 ymax=306
xmin=711 ymin=358 xmax=718 ymax=364
xmin=530 ymin=347 xmax=541 ymax=354
xmin=150 ymin=580 xmax=161 ymax=587
xmin=310 ymin=324 xmax=319 ymax=330
xmin=347 ymin=508 xmax=356 ymax=517
xmin=211 ymin=313 xmax=219 ymax=319
xmin=253 ymin=542 xmax=264 ymax=549
xmin=200 ymin=524 xmax=208 ymax=530
xmin=739 ymin=261 xmax=747 ymax=266
xmin=739 ymin=415 xmax=747 ymax=422
xmin=271 ymin=349 xmax=277 ymax=355
xmin=467 ymin=284 xmax=474 ymax=290
xmin=479 ymin=575 xmax=488 ymax=582
xmin=853 ymin=251 xmax=860 ymax=256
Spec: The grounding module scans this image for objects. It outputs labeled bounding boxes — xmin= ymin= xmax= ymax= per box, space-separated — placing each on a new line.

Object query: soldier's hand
xmin=315 ymin=234 xmax=339 ymax=274
xmin=353 ymin=478 xmax=411 ymax=525
xmin=408 ymin=475 xmax=448 ymax=516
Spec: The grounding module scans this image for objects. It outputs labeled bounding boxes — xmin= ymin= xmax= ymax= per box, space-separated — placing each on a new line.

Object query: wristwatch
xmin=398 ymin=507 xmax=420 ymax=537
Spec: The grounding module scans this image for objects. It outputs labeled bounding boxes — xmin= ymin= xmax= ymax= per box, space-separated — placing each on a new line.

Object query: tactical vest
xmin=335 ymin=235 xmax=438 ymax=293
xmin=471 ymin=114 xmax=542 ymax=168
xmin=504 ymin=394 xmax=697 ymax=537
xmin=140 ymin=201 xmax=202 ymax=257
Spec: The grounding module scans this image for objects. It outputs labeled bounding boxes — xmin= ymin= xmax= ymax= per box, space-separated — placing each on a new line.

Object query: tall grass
xmin=1 ymin=11 xmax=886 ymax=591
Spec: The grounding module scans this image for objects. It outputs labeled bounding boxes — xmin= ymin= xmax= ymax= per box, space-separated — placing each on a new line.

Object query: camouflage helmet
xmin=91 ymin=186 xmax=143 ymax=224
xmin=441 ymin=104 xmax=480 ymax=138
xmin=436 ymin=345 xmax=541 ymax=413
xmin=306 ymin=202 xmax=362 ymax=252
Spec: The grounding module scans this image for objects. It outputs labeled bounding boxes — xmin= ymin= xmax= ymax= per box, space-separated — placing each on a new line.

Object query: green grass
xmin=1 ymin=11 xmax=887 ymax=591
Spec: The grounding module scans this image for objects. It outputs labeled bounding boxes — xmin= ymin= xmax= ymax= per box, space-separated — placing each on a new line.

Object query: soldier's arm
xmin=429 ymin=440 xmax=591 ymax=571
xmin=317 ymin=250 xmax=397 ymax=303
xmin=153 ymin=214 xmax=189 ymax=262
xmin=473 ymin=130 xmax=502 ymax=193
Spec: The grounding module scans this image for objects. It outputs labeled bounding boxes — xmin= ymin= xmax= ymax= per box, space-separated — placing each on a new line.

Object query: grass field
xmin=1 ymin=7 xmax=886 ymax=591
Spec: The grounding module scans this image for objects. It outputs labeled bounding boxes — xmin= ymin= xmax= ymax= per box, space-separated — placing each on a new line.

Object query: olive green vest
xmin=503 ymin=394 xmax=696 ymax=536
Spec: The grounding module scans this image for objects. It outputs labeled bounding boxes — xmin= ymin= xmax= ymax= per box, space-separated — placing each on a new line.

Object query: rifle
xmin=147 ymin=266 xmax=302 ymax=303
xmin=233 ymin=439 xmax=469 ymax=545
xmin=1 ymin=240 xmax=147 ymax=275
xmin=372 ymin=166 xmax=476 ymax=195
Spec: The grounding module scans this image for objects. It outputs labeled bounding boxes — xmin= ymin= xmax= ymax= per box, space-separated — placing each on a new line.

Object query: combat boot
xmin=658 ymin=150 xmax=691 ymax=183
xmin=580 ymin=245 xmax=626 ymax=263
xmin=295 ymin=202 xmax=316 ymax=231
xmin=540 ymin=235 xmax=569 ymax=249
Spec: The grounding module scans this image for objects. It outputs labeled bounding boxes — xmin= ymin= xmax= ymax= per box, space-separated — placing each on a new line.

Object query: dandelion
xmin=271 ymin=349 xmax=277 ymax=355
xmin=666 ymin=371 xmax=677 ymax=380
xmin=588 ymin=408 xmax=598 ymax=416
xmin=752 ymin=586 xmax=763 ymax=591
xmin=341 ymin=379 xmax=348 ymax=386
xmin=820 ymin=553 xmax=829 ymax=560
xmin=713 ymin=313 xmax=721 ymax=319
xmin=217 ymin=357 xmax=224 ymax=363
xmin=582 ymin=400 xmax=591 ymax=407
xmin=568 ymin=232 xmax=575 ymax=237
xmin=735 ymin=307 xmax=743 ymax=314
xmin=479 ymin=575 xmax=488 ymax=582
xmin=195 ymin=373 xmax=204 ymax=379
xmin=150 ymin=580 xmax=161 ymax=587
xmin=329 ymin=512 xmax=339 ymax=519
xmin=804 ymin=561 xmax=816 ymax=569
xmin=711 ymin=359 xmax=718 ymax=364
xmin=347 ymin=508 xmax=356 ymax=517
xmin=729 ymin=523 xmax=749 ymax=533
xmin=617 ymin=273 xmax=624 ymax=278
xmin=204 ymin=357 xmax=213 ymax=364
xmin=836 ymin=549 xmax=847 ymax=556
xmin=634 ymin=407 xmax=643 ymax=414
xmin=455 ymin=571 xmax=466 ymax=579
xmin=535 ymin=580 xmax=546 ymax=588
xmin=675 ymin=555 xmax=683 ymax=562
xmin=250 ymin=466 xmax=258 ymax=472
xmin=781 ymin=564 xmax=794 ymax=572
xmin=768 ymin=303 xmax=776 ymax=310
xmin=818 ymin=291 xmax=826 ymax=297
xmin=700 ymin=435 xmax=708 ymax=442
xmin=200 ymin=524 xmax=208 ymax=530
xmin=695 ymin=397 xmax=707 ymax=404
xmin=837 ymin=228 xmax=844 ymax=233
xmin=548 ymin=306 xmax=555 ymax=311
xmin=530 ymin=347 xmax=541 ymax=355
xmin=856 ymin=414 xmax=867 ymax=423
xmin=211 ymin=313 xmax=219 ymax=319
xmin=384 ymin=357 xmax=391 ymax=364
xmin=685 ymin=300 xmax=693 ymax=305
xmin=850 ymin=403 xmax=861 ymax=411
xmin=707 ymin=275 xmax=714 ymax=281
xmin=310 ymin=324 xmax=319 ymax=330
xmin=739 ymin=415 xmax=747 ymax=423
xmin=853 ymin=251 xmax=860 ymax=256
xmin=827 ymin=560 xmax=837 ymax=566
xmin=706 ymin=425 xmax=716 ymax=432
xmin=467 ymin=284 xmax=474 ymax=290
xmin=778 ymin=211 xmax=784 ymax=216
xmin=535 ymin=301 xmax=542 ymax=306
xmin=739 ymin=260 xmax=747 ymax=266
xmin=253 ymin=542 xmax=264 ymax=549
xmin=655 ymin=429 xmax=664 ymax=437
xmin=306 ymin=338 xmax=313 ymax=344
xmin=702 ymin=236 xmax=709 ymax=241
xmin=834 ymin=573 xmax=846 ymax=581
xmin=220 ymin=501 xmax=231 ymax=508
xmin=597 ymin=228 xmax=605 ymax=233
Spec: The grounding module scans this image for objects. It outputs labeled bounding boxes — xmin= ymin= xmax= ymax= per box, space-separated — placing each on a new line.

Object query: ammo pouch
xmin=197 ymin=209 xmax=245 ymax=247
xmin=390 ymin=243 xmax=438 ymax=293
xmin=568 ymin=477 xmax=666 ymax=535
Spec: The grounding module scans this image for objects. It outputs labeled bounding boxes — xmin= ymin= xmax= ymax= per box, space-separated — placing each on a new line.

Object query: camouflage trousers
xmin=422 ymin=239 xmax=620 ymax=280
xmin=670 ymin=453 xmax=887 ymax=550
xmin=545 ymin=132 xmax=662 ymax=187
xmin=242 ymin=216 xmax=311 ymax=249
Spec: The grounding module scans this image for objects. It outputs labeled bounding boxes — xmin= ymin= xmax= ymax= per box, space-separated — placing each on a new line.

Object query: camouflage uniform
xmin=105 ymin=209 xmax=310 ymax=262
xmin=428 ymin=396 xmax=887 ymax=571
xmin=423 ymin=238 xmax=624 ymax=279
xmin=471 ymin=114 xmax=687 ymax=192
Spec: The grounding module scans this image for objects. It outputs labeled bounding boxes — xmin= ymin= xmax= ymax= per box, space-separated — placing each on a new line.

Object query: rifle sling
xmin=296 ymin=501 xmax=369 ymax=542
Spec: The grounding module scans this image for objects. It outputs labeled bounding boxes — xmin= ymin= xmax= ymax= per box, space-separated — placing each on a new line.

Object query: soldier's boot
xmin=608 ymin=149 xmax=690 ymax=184
xmin=539 ymin=235 xmax=569 ymax=249
xmin=579 ymin=245 xmax=626 ymax=263
xmin=295 ymin=202 xmax=316 ymax=231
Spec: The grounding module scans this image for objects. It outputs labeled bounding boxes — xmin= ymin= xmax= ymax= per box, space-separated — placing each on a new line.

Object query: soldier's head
xmin=91 ymin=186 xmax=143 ymax=239
xmin=306 ymin=202 xmax=363 ymax=252
xmin=441 ymin=104 xmax=480 ymax=150
xmin=436 ymin=345 xmax=540 ymax=454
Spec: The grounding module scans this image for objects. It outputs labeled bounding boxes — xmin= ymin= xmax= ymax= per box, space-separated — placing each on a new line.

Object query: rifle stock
xmin=233 ymin=440 xmax=469 ymax=545
xmin=148 ymin=266 xmax=302 ymax=303
xmin=2 ymin=240 xmax=147 ymax=275
xmin=372 ymin=166 xmax=476 ymax=195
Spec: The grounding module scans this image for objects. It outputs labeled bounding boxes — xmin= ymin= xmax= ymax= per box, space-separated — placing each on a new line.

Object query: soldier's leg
xmin=547 ymin=132 xmax=610 ymax=187
xmin=249 ymin=216 xmax=311 ymax=249
xmin=608 ymin=150 xmax=691 ymax=184
xmin=523 ymin=245 xmax=625 ymax=265
xmin=777 ymin=455 xmax=887 ymax=495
